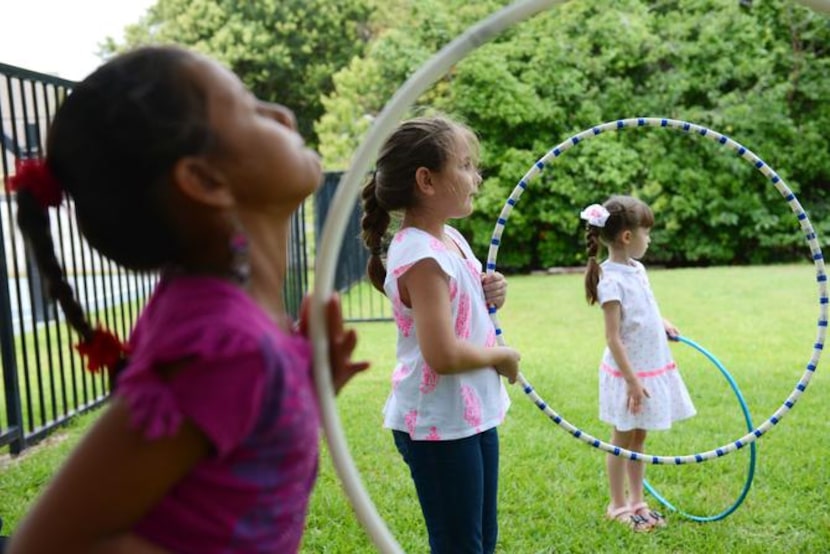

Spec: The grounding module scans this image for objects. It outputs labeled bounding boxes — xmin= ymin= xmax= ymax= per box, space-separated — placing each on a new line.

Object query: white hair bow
xmin=580 ymin=204 xmax=610 ymax=228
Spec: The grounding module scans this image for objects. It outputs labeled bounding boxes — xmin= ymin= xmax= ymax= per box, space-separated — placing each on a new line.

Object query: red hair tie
xmin=8 ymin=158 xmax=63 ymax=209
xmin=75 ymin=328 xmax=129 ymax=373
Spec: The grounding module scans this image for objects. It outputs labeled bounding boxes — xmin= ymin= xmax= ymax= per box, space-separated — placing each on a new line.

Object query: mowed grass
xmin=2 ymin=264 xmax=828 ymax=553
xmin=306 ymin=264 xmax=829 ymax=553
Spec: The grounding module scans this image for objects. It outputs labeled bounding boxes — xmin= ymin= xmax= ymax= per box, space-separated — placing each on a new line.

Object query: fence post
xmin=0 ymin=194 xmax=25 ymax=454
xmin=314 ymin=171 xmax=369 ymax=292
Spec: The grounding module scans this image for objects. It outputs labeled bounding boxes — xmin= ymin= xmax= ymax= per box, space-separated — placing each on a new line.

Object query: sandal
xmin=606 ymin=505 xmax=653 ymax=533
xmin=630 ymin=501 xmax=667 ymax=528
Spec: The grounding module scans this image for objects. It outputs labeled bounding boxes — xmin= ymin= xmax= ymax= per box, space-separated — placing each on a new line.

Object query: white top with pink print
xmin=382 ymin=225 xmax=510 ymax=441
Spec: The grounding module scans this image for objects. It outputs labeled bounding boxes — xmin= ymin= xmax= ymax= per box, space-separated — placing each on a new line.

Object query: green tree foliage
xmin=103 ymin=0 xmax=374 ymax=145
xmin=317 ymin=0 xmax=830 ymax=269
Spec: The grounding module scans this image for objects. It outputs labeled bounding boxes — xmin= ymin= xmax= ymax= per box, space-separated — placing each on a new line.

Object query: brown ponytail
xmin=360 ymin=173 xmax=390 ymax=294
xmin=584 ymin=225 xmax=602 ymax=305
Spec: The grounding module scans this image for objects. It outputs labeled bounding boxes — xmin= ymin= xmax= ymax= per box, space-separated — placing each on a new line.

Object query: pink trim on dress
xmin=425 ymin=426 xmax=441 ymax=441
xmin=600 ymin=360 xmax=677 ymax=379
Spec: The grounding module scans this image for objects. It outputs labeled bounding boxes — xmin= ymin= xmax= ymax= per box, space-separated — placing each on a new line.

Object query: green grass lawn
xmin=2 ymin=264 xmax=829 ymax=553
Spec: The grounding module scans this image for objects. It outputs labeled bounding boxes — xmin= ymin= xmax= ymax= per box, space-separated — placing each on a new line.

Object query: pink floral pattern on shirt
xmin=455 ymin=292 xmax=471 ymax=339
xmin=382 ymin=225 xmax=511 ymax=442
xmin=391 ymin=363 xmax=411 ymax=389
xmin=419 ymin=363 xmax=439 ymax=394
xmin=461 ymin=385 xmax=482 ymax=428
xmin=405 ymin=410 xmax=418 ymax=436
xmin=429 ymin=237 xmax=446 ymax=252
xmin=392 ymin=294 xmax=414 ymax=337
xmin=466 ymin=260 xmax=481 ymax=281
xmin=392 ymin=262 xmax=414 ymax=278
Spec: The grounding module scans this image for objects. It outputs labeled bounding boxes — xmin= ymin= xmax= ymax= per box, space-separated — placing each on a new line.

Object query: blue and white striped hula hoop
xmin=310 ymin=2 xmax=830 ymax=551
xmin=486 ymin=117 xmax=827 ymax=464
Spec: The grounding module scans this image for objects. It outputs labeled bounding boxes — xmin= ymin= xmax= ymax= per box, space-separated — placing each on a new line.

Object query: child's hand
xmin=299 ymin=294 xmax=370 ymax=394
xmin=663 ymin=318 xmax=679 ymax=340
xmin=481 ymin=271 xmax=507 ymax=309
xmin=626 ymin=378 xmax=651 ymax=414
xmin=493 ymin=346 xmax=521 ymax=384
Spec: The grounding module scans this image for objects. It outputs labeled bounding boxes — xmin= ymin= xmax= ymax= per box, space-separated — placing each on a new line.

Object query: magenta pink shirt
xmin=115 ymin=275 xmax=319 ymax=553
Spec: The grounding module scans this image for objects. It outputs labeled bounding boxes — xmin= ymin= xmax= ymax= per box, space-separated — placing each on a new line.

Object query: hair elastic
xmin=8 ymin=158 xmax=63 ymax=209
xmin=75 ymin=327 xmax=128 ymax=373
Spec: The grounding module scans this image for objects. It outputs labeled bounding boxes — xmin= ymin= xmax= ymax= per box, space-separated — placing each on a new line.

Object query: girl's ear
xmin=414 ymin=166 xmax=436 ymax=197
xmin=620 ymin=229 xmax=633 ymax=245
xmin=171 ymin=157 xmax=235 ymax=208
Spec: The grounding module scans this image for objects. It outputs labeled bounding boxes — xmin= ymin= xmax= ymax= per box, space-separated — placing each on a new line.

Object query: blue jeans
xmin=393 ymin=428 xmax=499 ymax=554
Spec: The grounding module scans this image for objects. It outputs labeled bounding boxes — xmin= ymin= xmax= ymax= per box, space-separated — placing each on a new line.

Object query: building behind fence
xmin=1 ymin=62 xmax=389 ymax=456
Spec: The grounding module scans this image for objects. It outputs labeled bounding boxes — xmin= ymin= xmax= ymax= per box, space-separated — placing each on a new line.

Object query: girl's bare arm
xmin=8 ymin=398 xmax=210 ymax=554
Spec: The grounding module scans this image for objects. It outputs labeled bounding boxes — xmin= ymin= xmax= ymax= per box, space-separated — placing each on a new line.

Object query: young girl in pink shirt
xmin=8 ymin=45 xmax=367 ymax=554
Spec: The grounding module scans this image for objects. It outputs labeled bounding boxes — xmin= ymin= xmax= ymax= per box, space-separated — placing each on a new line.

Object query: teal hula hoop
xmin=644 ymin=336 xmax=757 ymax=522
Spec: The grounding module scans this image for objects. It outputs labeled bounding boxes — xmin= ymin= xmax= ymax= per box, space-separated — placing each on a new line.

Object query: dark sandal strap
xmin=629 ymin=514 xmax=653 ymax=532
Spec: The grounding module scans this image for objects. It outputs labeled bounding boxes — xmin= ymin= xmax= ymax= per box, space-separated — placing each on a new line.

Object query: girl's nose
xmin=261 ymin=101 xmax=297 ymax=131
xmin=272 ymin=103 xmax=297 ymax=130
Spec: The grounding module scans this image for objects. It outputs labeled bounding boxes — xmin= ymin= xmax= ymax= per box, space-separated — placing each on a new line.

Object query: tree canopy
xmin=316 ymin=0 xmax=830 ymax=269
xmin=106 ymin=0 xmax=829 ymax=269
xmin=103 ymin=0 xmax=374 ymax=145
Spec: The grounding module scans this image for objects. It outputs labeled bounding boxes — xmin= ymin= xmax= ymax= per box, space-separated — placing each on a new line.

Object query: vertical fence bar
xmin=0 ymin=86 xmax=24 ymax=450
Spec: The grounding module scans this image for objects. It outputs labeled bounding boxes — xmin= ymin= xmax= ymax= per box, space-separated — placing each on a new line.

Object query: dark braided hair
xmin=360 ymin=115 xmax=477 ymax=293
xmin=584 ymin=195 xmax=654 ymax=305
xmin=16 ymin=46 xmax=219 ymax=350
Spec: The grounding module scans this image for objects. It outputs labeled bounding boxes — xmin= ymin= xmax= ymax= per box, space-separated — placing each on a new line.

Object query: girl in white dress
xmin=582 ymin=196 xmax=696 ymax=532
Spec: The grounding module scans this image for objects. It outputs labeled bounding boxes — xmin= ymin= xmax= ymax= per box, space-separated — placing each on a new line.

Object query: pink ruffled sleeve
xmin=115 ymin=280 xmax=271 ymax=458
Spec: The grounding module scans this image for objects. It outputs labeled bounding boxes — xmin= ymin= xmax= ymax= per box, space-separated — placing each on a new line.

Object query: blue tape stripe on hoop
xmin=485 ymin=117 xmax=827 ymax=465
xmin=643 ymin=336 xmax=757 ymax=522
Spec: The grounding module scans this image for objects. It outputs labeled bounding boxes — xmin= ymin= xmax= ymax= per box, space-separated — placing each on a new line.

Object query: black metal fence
xmin=316 ymin=171 xmax=392 ymax=322
xmin=0 ymin=63 xmax=164 ymax=454
xmin=0 ymin=63 xmax=390 ymax=456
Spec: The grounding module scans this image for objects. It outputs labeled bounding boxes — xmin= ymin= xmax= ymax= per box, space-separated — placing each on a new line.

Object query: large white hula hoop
xmin=486 ymin=117 xmax=827 ymax=465
xmin=309 ymin=1 xmax=830 ymax=552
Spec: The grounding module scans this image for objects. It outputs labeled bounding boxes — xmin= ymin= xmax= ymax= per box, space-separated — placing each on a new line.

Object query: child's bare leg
xmin=626 ymin=429 xmax=666 ymax=528
xmin=607 ymin=428 xmax=633 ymax=510
xmin=625 ymin=428 xmax=647 ymax=507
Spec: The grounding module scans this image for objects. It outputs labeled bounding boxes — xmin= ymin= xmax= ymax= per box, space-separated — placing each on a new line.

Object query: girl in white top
xmin=361 ymin=116 xmax=520 ymax=554
xmin=582 ymin=196 xmax=696 ymax=533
